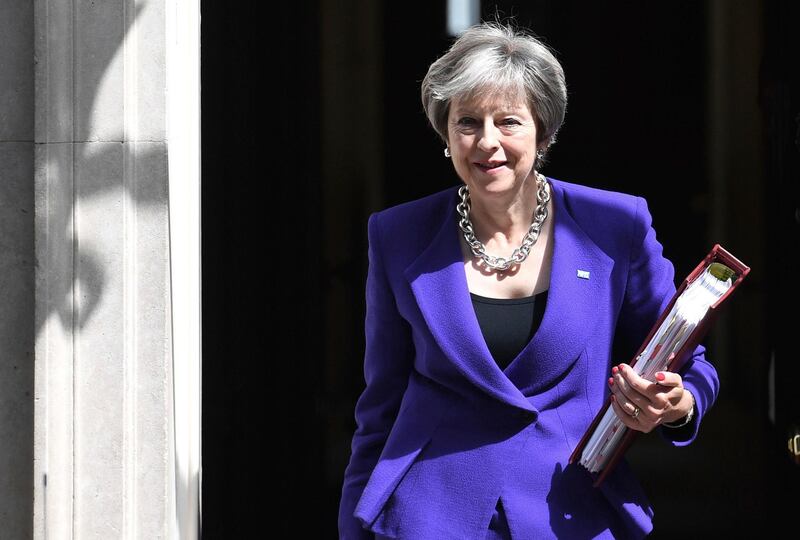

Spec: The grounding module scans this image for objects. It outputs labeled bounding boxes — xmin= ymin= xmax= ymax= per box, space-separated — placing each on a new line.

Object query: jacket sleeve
xmin=338 ymin=211 xmax=415 ymax=539
xmin=616 ymin=197 xmax=720 ymax=446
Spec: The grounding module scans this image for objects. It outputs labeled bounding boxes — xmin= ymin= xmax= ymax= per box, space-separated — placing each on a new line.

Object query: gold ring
xmin=631 ymin=406 xmax=641 ymax=419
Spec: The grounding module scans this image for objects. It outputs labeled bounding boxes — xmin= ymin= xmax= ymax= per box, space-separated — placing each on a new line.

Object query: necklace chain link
xmin=456 ymin=173 xmax=550 ymax=272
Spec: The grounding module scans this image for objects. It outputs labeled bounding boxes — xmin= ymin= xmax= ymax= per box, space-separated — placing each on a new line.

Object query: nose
xmin=476 ymin=120 xmax=500 ymax=152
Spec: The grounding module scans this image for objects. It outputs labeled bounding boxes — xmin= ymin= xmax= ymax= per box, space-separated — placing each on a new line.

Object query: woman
xmin=339 ymin=21 xmax=718 ymax=540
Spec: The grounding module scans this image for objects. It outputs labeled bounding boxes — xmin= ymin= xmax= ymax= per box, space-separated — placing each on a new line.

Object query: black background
xmin=201 ymin=1 xmax=799 ymax=537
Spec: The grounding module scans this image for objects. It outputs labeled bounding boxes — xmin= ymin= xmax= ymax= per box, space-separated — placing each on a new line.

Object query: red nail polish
xmin=608 ymin=377 xmax=614 ymax=386
xmin=611 ymin=366 xmax=619 ymax=375
xmin=610 ymin=394 xmax=616 ymax=402
xmin=656 ymin=372 xmax=665 ymax=382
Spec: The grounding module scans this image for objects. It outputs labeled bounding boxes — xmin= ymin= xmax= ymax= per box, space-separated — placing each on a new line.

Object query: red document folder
xmin=569 ymin=244 xmax=750 ymax=487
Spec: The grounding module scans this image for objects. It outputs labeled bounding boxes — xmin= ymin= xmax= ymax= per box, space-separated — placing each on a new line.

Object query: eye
xmin=457 ymin=117 xmax=477 ymax=126
xmin=500 ymin=118 xmax=521 ymax=126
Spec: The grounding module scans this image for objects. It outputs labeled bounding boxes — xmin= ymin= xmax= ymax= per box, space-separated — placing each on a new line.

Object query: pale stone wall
xmin=33 ymin=1 xmax=173 ymax=538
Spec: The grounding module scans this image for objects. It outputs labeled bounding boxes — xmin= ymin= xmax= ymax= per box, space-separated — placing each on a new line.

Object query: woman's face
xmin=447 ymin=92 xmax=539 ymax=198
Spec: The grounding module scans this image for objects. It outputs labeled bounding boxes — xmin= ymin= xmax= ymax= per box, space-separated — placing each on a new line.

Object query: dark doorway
xmin=200 ymin=1 xmax=324 ymax=537
xmin=201 ymin=1 xmax=798 ymax=537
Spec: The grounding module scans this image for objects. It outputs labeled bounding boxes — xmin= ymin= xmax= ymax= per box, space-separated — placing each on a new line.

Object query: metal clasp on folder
xmin=789 ymin=427 xmax=800 ymax=465
xmin=789 ymin=432 xmax=800 ymax=465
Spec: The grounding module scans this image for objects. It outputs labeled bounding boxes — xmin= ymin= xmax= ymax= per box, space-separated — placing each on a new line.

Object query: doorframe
xmin=166 ymin=0 xmax=202 ymax=538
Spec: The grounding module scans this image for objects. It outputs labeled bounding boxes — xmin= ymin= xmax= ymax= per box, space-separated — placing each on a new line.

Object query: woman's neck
xmin=466 ymin=178 xmax=544 ymax=252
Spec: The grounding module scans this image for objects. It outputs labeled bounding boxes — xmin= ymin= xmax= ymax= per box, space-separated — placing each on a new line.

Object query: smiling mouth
xmin=475 ymin=162 xmax=508 ymax=171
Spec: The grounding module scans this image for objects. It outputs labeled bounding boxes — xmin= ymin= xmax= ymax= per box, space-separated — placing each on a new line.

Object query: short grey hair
xmin=421 ymin=21 xmax=567 ymax=166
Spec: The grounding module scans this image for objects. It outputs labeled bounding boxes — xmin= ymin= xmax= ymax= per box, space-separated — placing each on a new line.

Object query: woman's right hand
xmin=608 ymin=363 xmax=694 ymax=433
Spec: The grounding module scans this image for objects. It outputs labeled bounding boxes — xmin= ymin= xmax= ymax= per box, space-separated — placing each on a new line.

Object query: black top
xmin=470 ymin=289 xmax=548 ymax=371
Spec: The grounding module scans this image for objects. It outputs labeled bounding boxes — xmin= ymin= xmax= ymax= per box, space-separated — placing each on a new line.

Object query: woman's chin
xmin=467 ymin=178 xmax=519 ymax=196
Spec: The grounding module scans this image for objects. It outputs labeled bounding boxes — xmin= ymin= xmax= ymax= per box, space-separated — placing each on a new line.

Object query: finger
xmin=612 ymin=365 xmax=651 ymax=410
xmin=654 ymin=371 xmax=683 ymax=388
xmin=650 ymin=372 xmax=686 ymax=408
xmin=617 ymin=364 xmax=671 ymax=408
xmin=610 ymin=395 xmax=645 ymax=432
xmin=613 ymin=394 xmax=659 ymax=433
xmin=609 ymin=382 xmax=637 ymax=415
xmin=608 ymin=380 xmax=626 ymax=409
xmin=648 ymin=389 xmax=671 ymax=410
xmin=617 ymin=363 xmax=658 ymax=396
xmin=613 ymin=377 xmax=663 ymax=423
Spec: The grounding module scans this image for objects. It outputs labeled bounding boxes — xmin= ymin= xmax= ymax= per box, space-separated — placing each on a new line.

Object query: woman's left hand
xmin=608 ymin=363 xmax=694 ymax=433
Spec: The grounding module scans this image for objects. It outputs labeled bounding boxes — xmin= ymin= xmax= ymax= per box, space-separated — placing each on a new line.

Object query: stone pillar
xmin=33 ymin=1 xmax=174 ymax=537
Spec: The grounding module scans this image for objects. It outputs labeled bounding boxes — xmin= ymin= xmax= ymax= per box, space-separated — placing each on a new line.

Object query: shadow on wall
xmin=34 ymin=2 xmax=172 ymax=536
xmin=39 ymin=3 xmax=166 ymax=335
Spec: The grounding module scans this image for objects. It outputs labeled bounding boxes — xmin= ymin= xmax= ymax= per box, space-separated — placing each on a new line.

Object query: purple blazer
xmin=338 ymin=177 xmax=719 ymax=539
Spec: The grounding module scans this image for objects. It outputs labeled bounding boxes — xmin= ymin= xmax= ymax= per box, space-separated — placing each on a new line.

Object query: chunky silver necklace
xmin=456 ymin=173 xmax=550 ymax=272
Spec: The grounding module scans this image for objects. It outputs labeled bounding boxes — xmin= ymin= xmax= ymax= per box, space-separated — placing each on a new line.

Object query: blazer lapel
xmin=503 ymin=179 xmax=614 ymax=393
xmin=402 ymin=179 xmax=614 ymax=411
xmin=403 ymin=188 xmax=534 ymax=412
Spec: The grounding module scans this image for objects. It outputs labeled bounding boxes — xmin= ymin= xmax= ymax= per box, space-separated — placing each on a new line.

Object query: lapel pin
xmin=577 ymin=270 xmax=591 ymax=280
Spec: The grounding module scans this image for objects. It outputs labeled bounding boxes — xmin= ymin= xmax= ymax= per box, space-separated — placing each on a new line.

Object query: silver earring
xmin=444 ymin=147 xmax=451 ymax=158
xmin=536 ymin=149 xmax=544 ymax=159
